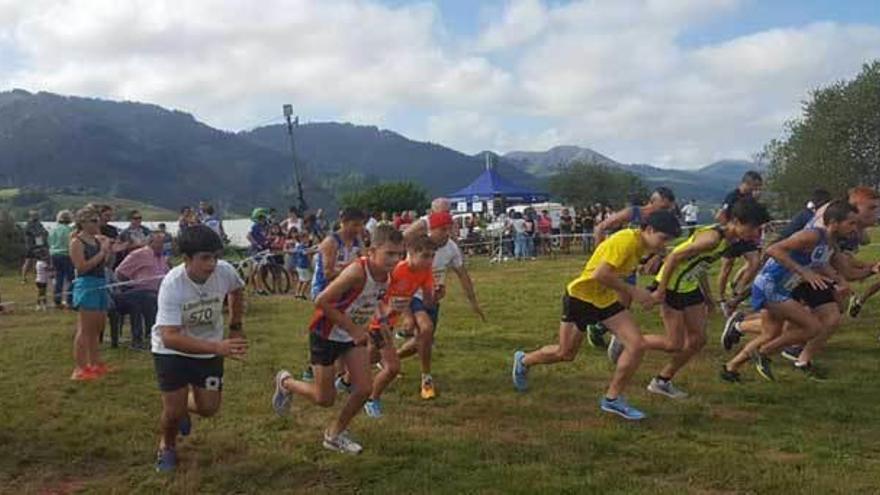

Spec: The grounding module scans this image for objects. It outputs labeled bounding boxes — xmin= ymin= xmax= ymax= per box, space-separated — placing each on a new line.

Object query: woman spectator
xmin=523 ymin=210 xmax=536 ymax=259
xmin=511 ymin=211 xmax=527 ymax=260
xmin=537 ymin=210 xmax=553 ymax=256
xmin=49 ymin=210 xmax=75 ymax=308
xmin=559 ymin=208 xmax=574 ymax=254
xmin=69 ymin=205 xmax=114 ymax=381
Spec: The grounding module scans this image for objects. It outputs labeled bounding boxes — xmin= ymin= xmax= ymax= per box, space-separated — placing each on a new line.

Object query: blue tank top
xmin=758 ymin=228 xmax=831 ymax=291
xmin=310 ymin=233 xmax=362 ymax=300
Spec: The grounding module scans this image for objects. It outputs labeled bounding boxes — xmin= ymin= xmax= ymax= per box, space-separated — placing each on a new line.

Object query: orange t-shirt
xmin=370 ymin=260 xmax=433 ymax=330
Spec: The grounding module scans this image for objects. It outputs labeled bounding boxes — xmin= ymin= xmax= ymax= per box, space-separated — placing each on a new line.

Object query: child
xmin=293 ymin=233 xmax=315 ymax=300
xmin=272 ymin=224 xmax=404 ymax=453
xmin=359 ymin=235 xmax=435 ymax=418
xmin=512 ymin=210 xmax=681 ymax=420
xmin=35 ymin=257 xmax=53 ymax=311
xmin=151 ymin=225 xmax=247 ymax=472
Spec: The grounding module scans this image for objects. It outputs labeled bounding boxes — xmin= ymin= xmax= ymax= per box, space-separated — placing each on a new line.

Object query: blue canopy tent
xmin=448 ymin=165 xmax=548 ymax=214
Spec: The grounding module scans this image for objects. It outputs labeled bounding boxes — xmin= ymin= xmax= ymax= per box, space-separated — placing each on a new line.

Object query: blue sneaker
xmin=600 ymin=396 xmax=646 ymax=421
xmin=512 ymin=351 xmax=529 ymax=392
xmin=178 ymin=413 xmax=191 ymax=437
xmin=363 ymin=399 xmax=383 ymax=418
xmin=301 ymin=366 xmax=314 ymax=382
xmin=781 ymin=346 xmax=802 ymax=362
xmin=272 ymin=370 xmax=293 ymax=416
xmin=155 ymin=447 xmax=177 ymax=473
xmin=335 ymin=376 xmax=352 ymax=394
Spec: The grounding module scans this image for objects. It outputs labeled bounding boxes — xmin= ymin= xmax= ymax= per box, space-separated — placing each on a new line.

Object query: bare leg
xmin=643 ymin=304 xmax=685 ymax=353
xmin=759 ymin=300 xmax=822 ymax=355
xmin=330 ymin=346 xmax=371 ymax=436
xmin=159 ymin=388 xmax=189 ymax=450
xmin=604 ymin=311 xmax=646 ymax=399
xmin=371 ymin=333 xmax=400 ymax=400
xmin=659 ymin=303 xmax=708 ymax=379
xmin=521 ymin=322 xmax=583 ymax=367
xmin=797 ymin=303 xmax=842 ymax=365
xmin=726 ymin=310 xmax=781 ymax=372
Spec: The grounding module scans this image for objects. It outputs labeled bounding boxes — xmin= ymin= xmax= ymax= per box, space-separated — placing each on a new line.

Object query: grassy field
xmin=3 ymin=251 xmax=880 ymax=494
xmin=0 ymin=188 xmax=179 ymax=221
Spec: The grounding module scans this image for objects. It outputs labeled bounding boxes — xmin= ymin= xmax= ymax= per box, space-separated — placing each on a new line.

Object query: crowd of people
xmin=6 ymin=173 xmax=880 ymax=475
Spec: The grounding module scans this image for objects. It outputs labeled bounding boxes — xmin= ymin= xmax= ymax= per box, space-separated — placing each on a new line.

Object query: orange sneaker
xmin=91 ymin=362 xmax=114 ymax=375
xmin=420 ymin=376 xmax=436 ymax=400
xmin=70 ymin=367 xmax=100 ymax=381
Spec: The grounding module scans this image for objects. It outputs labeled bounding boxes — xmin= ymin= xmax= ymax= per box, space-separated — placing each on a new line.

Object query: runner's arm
xmin=656 ymin=230 xmax=721 ymax=294
xmin=450 ymin=265 xmax=485 ymax=321
xmin=160 ymin=325 xmax=247 ymax=357
xmin=227 ymin=288 xmax=244 ymax=338
xmin=765 ymin=231 xmax=828 ymax=282
xmin=319 ymin=237 xmax=340 ymax=280
xmin=594 ymin=208 xmax=632 ymax=245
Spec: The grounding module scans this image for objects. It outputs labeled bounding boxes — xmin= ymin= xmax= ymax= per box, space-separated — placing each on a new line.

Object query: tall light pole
xmin=283 ymin=104 xmax=307 ymax=213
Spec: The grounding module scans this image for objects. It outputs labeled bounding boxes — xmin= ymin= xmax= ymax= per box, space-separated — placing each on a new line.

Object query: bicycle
xmin=236 ymin=250 xmax=292 ymax=295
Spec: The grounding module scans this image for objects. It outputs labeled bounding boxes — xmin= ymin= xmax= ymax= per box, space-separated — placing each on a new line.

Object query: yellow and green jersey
xmin=655 ymin=224 xmax=728 ymax=294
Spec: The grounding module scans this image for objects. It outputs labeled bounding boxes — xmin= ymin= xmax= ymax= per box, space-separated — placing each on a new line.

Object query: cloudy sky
xmin=2 ymin=0 xmax=879 ymax=168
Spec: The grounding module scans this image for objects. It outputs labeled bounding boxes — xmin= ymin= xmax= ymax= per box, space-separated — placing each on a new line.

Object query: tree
xmin=547 ymin=161 xmax=648 ymax=208
xmin=340 ymin=181 xmax=430 ymax=214
xmin=763 ymin=60 xmax=880 ymax=213
xmin=0 ymin=209 xmax=24 ymax=264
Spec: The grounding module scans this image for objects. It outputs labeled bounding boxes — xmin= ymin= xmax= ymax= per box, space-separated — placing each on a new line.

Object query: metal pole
xmin=283 ymin=105 xmax=307 ymax=213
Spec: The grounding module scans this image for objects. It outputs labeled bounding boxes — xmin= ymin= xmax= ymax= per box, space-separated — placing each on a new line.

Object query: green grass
xmin=3 ymin=252 xmax=880 ymax=494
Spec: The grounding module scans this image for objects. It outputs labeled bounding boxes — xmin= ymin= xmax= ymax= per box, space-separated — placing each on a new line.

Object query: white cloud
xmin=2 ymin=0 xmax=880 ymax=168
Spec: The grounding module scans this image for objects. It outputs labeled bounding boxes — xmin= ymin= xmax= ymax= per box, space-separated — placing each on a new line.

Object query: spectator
xmin=511 ymin=211 xmax=527 ymax=260
xmin=581 ymin=207 xmax=596 ymax=253
xmin=114 ymin=233 xmax=170 ymax=350
xmin=291 ymin=232 xmax=315 ymax=299
xmin=202 ymin=205 xmax=226 ymax=241
xmin=97 ymin=204 xmax=126 ymax=269
xmin=681 ymin=199 xmax=700 ymax=236
xmin=365 ymin=211 xmax=380 ymax=242
xmin=120 ymin=210 xmax=151 ymax=254
xmin=69 ymin=205 xmax=113 ymax=381
xmin=314 ymin=208 xmax=328 ymax=237
xmin=49 ymin=210 xmax=76 ymax=308
xmin=21 ymin=210 xmax=49 ymax=283
xmin=177 ymin=206 xmax=199 ymax=231
xmin=281 ymin=207 xmax=303 ymax=235
xmin=537 ymin=210 xmax=553 ymax=256
xmin=559 ymin=208 xmax=574 ymax=254
xmin=247 ymin=211 xmax=270 ymax=255
xmin=523 ymin=210 xmax=536 ymax=259
xmin=35 ymin=255 xmax=51 ymax=311
xmin=157 ymin=223 xmax=174 ymax=257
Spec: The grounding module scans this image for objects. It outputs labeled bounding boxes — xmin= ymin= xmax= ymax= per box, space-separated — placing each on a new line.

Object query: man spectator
xmin=365 ymin=211 xmax=380 ymax=242
xmin=681 ymin=199 xmax=700 ymax=236
xmin=97 ymin=204 xmax=128 ymax=269
xmin=157 ymin=223 xmax=174 ymax=257
xmin=280 ymin=207 xmax=303 ymax=235
xmin=120 ymin=210 xmax=151 ymax=255
xmin=247 ymin=211 xmax=270 ymax=255
xmin=537 ymin=210 xmax=553 ymax=256
xmin=21 ymin=210 xmax=49 ymax=283
xmin=201 ymin=205 xmax=226 ymax=241
xmin=114 ymin=233 xmax=170 ymax=350
xmin=49 ymin=210 xmax=75 ymax=308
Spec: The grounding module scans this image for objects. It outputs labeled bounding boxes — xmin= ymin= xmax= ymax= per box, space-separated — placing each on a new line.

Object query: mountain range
xmin=0 ymin=89 xmax=760 ymax=213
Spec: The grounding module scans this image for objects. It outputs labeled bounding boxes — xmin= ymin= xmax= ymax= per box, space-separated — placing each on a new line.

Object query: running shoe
xmin=794 ymin=361 xmax=828 ymax=381
xmin=323 ymin=430 xmax=363 ymax=454
xmin=334 ymin=376 xmax=352 ymax=394
xmin=848 ymin=295 xmax=863 ymax=318
xmin=155 ymin=447 xmax=177 ymax=473
xmin=600 ymin=396 xmax=646 ymax=421
xmin=70 ymin=367 xmax=100 ymax=381
xmin=178 ymin=413 xmax=192 ymax=437
xmin=363 ymin=399 xmax=383 ymax=418
xmin=607 ymin=335 xmax=624 ymax=365
xmin=512 ymin=350 xmax=528 ymax=392
xmin=646 ymin=377 xmax=688 ymax=399
xmin=751 ymin=351 xmax=775 ymax=381
xmin=273 ymin=370 xmax=293 ymax=416
xmin=586 ymin=324 xmax=607 ymax=349
xmin=719 ymin=364 xmax=741 ymax=383
xmin=721 ymin=311 xmax=745 ymax=351
xmin=420 ymin=376 xmax=436 ymax=400
xmin=781 ymin=346 xmax=803 ymax=363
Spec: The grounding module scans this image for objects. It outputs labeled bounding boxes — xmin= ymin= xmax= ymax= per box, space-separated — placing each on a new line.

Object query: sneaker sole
xmin=272 ymin=372 xmax=292 ymax=416
xmin=322 ymin=440 xmax=362 ymax=455
xmin=512 ymin=353 xmax=527 ymax=392
xmin=600 ymin=404 xmax=645 ymax=421
xmin=755 ymin=365 xmax=774 ymax=381
xmin=780 ymin=352 xmax=799 ymax=363
xmin=721 ymin=313 xmax=741 ymax=349
xmin=646 ymin=384 xmax=687 ymax=399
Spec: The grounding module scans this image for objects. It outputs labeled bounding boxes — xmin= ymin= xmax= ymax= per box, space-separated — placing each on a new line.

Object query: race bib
xmin=350 ymin=304 xmax=377 ymax=326
xmin=182 ymin=296 xmax=222 ymax=336
xmin=685 ymin=261 xmax=710 ymax=282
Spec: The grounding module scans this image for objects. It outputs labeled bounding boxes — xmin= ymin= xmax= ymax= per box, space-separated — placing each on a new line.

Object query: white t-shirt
xmin=36 ymin=260 xmax=50 ymax=284
xmin=365 ymin=217 xmax=379 ymax=238
xmin=511 ymin=218 xmax=526 ymax=234
xmin=151 ymin=260 xmax=244 ymax=358
xmin=682 ymin=204 xmax=699 ymax=223
xmin=415 ymin=239 xmax=463 ymax=300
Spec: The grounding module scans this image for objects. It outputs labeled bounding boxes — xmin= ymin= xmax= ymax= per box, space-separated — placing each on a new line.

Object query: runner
xmin=644 ymin=199 xmax=769 ymax=398
xmin=721 ymin=200 xmax=857 ymax=382
xmin=587 ymin=186 xmax=677 ymax=348
xmin=272 ymin=225 xmax=404 ymax=454
xmin=398 ymin=211 xmax=485 ymax=400
xmin=360 ymin=235 xmax=435 ymax=418
xmin=715 ymin=171 xmax=764 ymax=314
xmin=310 ymin=207 xmax=366 ymax=300
xmin=151 ymin=225 xmax=246 ymax=473
xmin=512 ymin=210 xmax=681 ymax=420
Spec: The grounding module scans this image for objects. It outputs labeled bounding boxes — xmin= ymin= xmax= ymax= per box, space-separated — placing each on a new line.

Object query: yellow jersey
xmin=567 ymin=228 xmax=645 ymax=308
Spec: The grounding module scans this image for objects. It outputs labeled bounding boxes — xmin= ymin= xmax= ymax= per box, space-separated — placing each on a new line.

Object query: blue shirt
xmin=249 ymin=222 xmax=268 ymax=250
xmin=293 ymin=243 xmax=310 ymax=269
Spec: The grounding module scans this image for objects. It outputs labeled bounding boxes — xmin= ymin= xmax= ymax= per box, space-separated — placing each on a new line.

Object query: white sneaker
xmin=323 ymin=430 xmax=363 ymax=454
xmin=646 ymin=377 xmax=688 ymax=399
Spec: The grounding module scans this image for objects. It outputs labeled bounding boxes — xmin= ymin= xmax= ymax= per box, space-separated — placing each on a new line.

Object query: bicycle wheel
xmin=261 ymin=263 xmax=291 ymax=294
